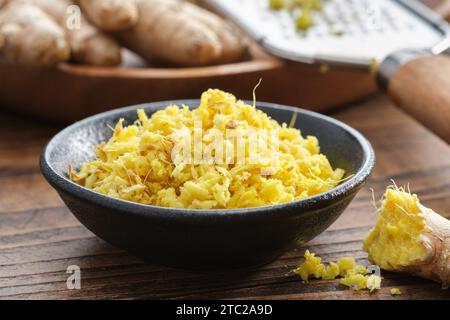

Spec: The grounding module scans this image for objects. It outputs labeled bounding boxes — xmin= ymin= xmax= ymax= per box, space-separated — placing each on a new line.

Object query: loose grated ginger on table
xmin=70 ymin=89 xmax=345 ymax=209
xmin=293 ymin=251 xmax=382 ymax=291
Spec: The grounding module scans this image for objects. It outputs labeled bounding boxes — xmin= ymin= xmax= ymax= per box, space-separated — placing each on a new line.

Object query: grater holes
xmin=245 ymin=0 xmax=425 ymax=40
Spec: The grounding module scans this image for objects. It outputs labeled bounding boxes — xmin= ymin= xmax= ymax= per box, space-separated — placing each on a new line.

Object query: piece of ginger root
xmin=364 ymin=186 xmax=450 ymax=288
xmin=117 ymin=0 xmax=247 ymax=66
xmin=77 ymin=0 xmax=139 ymax=32
xmin=29 ymin=0 xmax=122 ymax=66
xmin=0 ymin=1 xmax=70 ymax=66
xmin=293 ymin=251 xmax=381 ymax=291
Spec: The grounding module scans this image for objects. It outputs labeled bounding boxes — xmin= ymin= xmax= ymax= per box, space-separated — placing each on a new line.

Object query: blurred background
xmin=0 ymin=0 xmax=448 ymax=123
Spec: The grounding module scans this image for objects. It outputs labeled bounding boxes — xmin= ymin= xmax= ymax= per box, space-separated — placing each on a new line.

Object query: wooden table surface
xmin=1 ymin=95 xmax=450 ymax=300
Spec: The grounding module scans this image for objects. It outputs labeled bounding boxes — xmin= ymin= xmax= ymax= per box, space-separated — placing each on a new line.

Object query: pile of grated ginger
xmin=70 ymin=89 xmax=345 ymax=209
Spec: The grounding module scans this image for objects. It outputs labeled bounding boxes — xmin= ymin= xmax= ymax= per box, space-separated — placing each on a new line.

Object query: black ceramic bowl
xmin=41 ymin=100 xmax=375 ymax=270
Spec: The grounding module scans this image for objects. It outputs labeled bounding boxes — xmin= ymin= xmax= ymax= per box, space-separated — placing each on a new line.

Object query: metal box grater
xmin=204 ymin=0 xmax=450 ymax=67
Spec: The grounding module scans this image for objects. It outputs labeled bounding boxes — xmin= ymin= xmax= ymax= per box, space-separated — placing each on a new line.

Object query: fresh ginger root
xmin=77 ymin=0 xmax=138 ymax=31
xmin=293 ymin=251 xmax=381 ymax=291
xmin=0 ymin=1 xmax=70 ymax=66
xmin=118 ymin=0 xmax=247 ymax=66
xmin=364 ymin=186 xmax=450 ymax=288
xmin=31 ymin=0 xmax=122 ymax=66
xmin=1 ymin=0 xmax=246 ymax=67
xmin=181 ymin=2 xmax=248 ymax=64
xmin=16 ymin=0 xmax=122 ymax=66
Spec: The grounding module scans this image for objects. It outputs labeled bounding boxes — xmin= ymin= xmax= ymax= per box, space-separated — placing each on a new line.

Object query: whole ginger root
xmin=77 ymin=0 xmax=139 ymax=31
xmin=364 ymin=186 xmax=450 ymax=288
xmin=29 ymin=0 xmax=122 ymax=66
xmin=117 ymin=0 xmax=247 ymax=66
xmin=1 ymin=0 xmax=247 ymax=67
xmin=0 ymin=1 xmax=70 ymax=66
xmin=1 ymin=0 xmax=122 ymax=66
xmin=182 ymin=2 xmax=247 ymax=64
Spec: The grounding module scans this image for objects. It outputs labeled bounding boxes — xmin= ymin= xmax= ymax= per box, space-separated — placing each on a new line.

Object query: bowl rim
xmin=40 ymin=100 xmax=375 ymax=219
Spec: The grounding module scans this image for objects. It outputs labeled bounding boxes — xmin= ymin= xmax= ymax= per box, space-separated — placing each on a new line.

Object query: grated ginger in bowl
xmin=69 ymin=89 xmax=345 ymax=209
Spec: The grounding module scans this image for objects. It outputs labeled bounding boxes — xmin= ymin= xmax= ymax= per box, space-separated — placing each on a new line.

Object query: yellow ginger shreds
xmin=269 ymin=0 xmax=288 ymax=10
xmin=269 ymin=0 xmax=323 ymax=31
xmin=366 ymin=275 xmax=382 ymax=292
xmin=293 ymin=250 xmax=381 ymax=291
xmin=370 ymin=58 xmax=381 ymax=75
xmin=321 ymin=261 xmax=340 ymax=280
xmin=390 ymin=288 xmax=402 ymax=296
xmin=354 ymin=265 xmax=368 ymax=275
xmin=296 ymin=10 xmax=314 ymax=31
xmin=293 ymin=250 xmax=324 ymax=282
xmin=337 ymin=257 xmax=356 ymax=277
xmin=339 ymin=273 xmax=381 ymax=292
xmin=363 ymin=186 xmax=427 ymax=270
xmin=71 ymin=89 xmax=344 ymax=209
xmin=339 ymin=274 xmax=368 ymax=291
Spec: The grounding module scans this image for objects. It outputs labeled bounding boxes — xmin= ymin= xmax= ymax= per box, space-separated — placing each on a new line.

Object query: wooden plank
xmin=0 ymin=95 xmax=450 ymax=300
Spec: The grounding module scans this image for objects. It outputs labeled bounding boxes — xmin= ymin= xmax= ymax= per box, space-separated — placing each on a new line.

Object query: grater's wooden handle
xmin=378 ymin=53 xmax=450 ymax=143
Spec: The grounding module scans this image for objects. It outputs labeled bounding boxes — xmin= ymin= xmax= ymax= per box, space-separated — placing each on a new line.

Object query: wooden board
xmin=0 ymin=95 xmax=449 ymax=300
